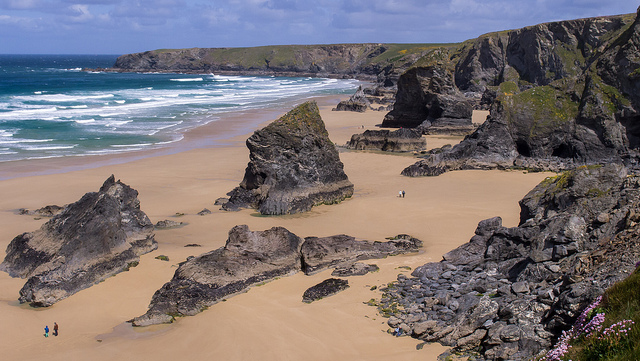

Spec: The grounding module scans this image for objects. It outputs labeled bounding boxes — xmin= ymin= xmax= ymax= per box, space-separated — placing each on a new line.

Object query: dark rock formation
xmin=17 ymin=205 xmax=65 ymax=217
xmin=301 ymin=234 xmax=422 ymax=275
xmin=131 ymin=225 xmax=304 ymax=326
xmin=345 ymin=128 xmax=426 ymax=152
xmin=381 ymin=61 xmax=474 ymax=134
xmin=331 ymin=262 xmax=379 ymax=277
xmin=223 ymin=101 xmax=354 ymax=215
xmin=378 ymin=164 xmax=640 ymax=359
xmin=154 ymin=219 xmax=185 ymax=229
xmin=334 ymin=86 xmax=370 ymax=112
xmin=0 ymin=175 xmax=156 ymax=307
xmin=397 ymin=10 xmax=640 ymax=175
xmin=132 ymin=226 xmax=422 ymax=326
xmin=302 ymin=278 xmax=350 ymax=303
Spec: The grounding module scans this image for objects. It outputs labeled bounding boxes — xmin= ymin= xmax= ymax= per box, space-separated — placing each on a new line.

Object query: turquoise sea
xmin=0 ymin=54 xmax=359 ymax=163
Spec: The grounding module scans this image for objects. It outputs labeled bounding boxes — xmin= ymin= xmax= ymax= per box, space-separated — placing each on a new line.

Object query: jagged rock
xmin=301 ymin=234 xmax=422 ymax=275
xmin=197 ymin=208 xmax=212 ymax=216
xmin=302 ymin=278 xmax=349 ymax=303
xmin=17 ymin=205 xmax=65 ymax=217
xmin=132 ymin=227 xmax=421 ymax=326
xmin=345 ymin=128 xmax=426 ymax=152
xmin=223 ymin=101 xmax=354 ymax=215
xmin=0 ymin=175 xmax=156 ymax=307
xmin=399 ymin=10 xmax=640 ymax=176
xmin=334 ymin=86 xmax=370 ymax=112
xmin=130 ymin=225 xmax=304 ymax=326
xmin=331 ymin=262 xmax=379 ymax=277
xmin=378 ymin=164 xmax=640 ymax=359
xmin=381 ymin=65 xmax=474 ymax=132
xmin=154 ymin=220 xmax=185 ymax=229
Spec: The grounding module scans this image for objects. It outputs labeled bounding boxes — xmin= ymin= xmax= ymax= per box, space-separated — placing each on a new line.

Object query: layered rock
xmin=131 ymin=225 xmax=304 ymax=326
xmin=0 ymin=175 xmax=156 ymax=307
xmin=378 ymin=164 xmax=640 ymax=359
xmin=345 ymin=128 xmax=426 ymax=152
xmin=381 ymin=63 xmax=474 ymax=133
xmin=301 ymin=234 xmax=422 ymax=275
xmin=132 ymin=226 xmax=422 ymax=326
xmin=223 ymin=101 xmax=354 ymax=215
xmin=397 ymin=10 xmax=640 ymax=175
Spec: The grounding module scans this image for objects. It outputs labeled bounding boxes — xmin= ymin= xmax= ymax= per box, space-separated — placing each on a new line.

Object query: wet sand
xmin=0 ymin=98 xmax=552 ymax=360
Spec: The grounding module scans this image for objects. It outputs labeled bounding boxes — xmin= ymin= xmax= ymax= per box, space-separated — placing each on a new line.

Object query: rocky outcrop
xmin=301 ymin=234 xmax=422 ymax=275
xmin=381 ymin=63 xmax=474 ymax=132
xmin=397 ymin=10 xmax=640 ymax=175
xmin=0 ymin=176 xmax=156 ymax=307
xmin=302 ymin=278 xmax=349 ymax=303
xmin=223 ymin=101 xmax=354 ymax=215
xmin=378 ymin=164 xmax=640 ymax=359
xmin=331 ymin=262 xmax=379 ymax=277
xmin=131 ymin=225 xmax=304 ymax=326
xmin=345 ymin=128 xmax=426 ymax=152
xmin=334 ymin=86 xmax=370 ymax=112
xmin=132 ymin=226 xmax=422 ymax=326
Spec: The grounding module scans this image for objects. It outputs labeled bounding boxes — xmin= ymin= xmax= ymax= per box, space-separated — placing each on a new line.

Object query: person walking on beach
xmin=398 ymin=190 xmax=403 ymax=198
xmin=53 ymin=322 xmax=59 ymax=336
xmin=44 ymin=325 xmax=49 ymax=338
xmin=402 ymin=190 xmax=405 ymax=198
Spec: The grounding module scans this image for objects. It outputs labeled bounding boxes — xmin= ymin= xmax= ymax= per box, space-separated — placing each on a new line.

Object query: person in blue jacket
xmin=44 ymin=325 xmax=49 ymax=338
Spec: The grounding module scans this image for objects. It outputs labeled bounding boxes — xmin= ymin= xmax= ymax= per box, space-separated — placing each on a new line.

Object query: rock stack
xmin=223 ymin=101 xmax=354 ymax=215
xmin=0 ymin=175 xmax=156 ymax=307
xmin=345 ymin=128 xmax=426 ymax=152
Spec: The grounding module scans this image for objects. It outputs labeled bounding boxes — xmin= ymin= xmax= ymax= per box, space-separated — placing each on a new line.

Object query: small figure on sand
xmin=393 ymin=326 xmax=403 ymax=336
xmin=44 ymin=325 xmax=49 ymax=338
xmin=398 ymin=190 xmax=403 ymax=198
xmin=402 ymin=190 xmax=405 ymax=198
xmin=53 ymin=322 xmax=59 ymax=336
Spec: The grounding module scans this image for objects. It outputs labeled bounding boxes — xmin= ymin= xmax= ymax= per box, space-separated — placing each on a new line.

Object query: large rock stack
xmin=223 ymin=101 xmax=354 ymax=215
xmin=0 ymin=175 xmax=157 ymax=307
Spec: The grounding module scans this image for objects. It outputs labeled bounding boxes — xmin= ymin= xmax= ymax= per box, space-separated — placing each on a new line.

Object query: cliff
xmin=108 ymin=43 xmax=443 ymax=84
xmin=392 ymin=9 xmax=640 ymax=174
xmin=379 ymin=164 xmax=640 ymax=359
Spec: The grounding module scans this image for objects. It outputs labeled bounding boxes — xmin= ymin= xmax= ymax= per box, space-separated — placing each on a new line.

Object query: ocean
xmin=0 ymin=54 xmax=360 ymax=163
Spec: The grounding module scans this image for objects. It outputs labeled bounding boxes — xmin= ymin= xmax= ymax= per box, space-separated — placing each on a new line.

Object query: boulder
xmin=0 ymin=175 xmax=156 ymax=307
xmin=223 ymin=101 xmax=354 ymax=215
xmin=302 ymin=278 xmax=350 ymax=303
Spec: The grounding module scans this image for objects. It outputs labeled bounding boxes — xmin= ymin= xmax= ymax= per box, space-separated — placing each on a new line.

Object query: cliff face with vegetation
xmin=110 ymin=43 xmax=444 ymax=83
xmin=394 ymin=9 xmax=640 ymax=175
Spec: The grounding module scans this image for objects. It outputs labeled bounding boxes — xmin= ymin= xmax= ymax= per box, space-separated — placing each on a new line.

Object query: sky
xmin=0 ymin=0 xmax=637 ymax=55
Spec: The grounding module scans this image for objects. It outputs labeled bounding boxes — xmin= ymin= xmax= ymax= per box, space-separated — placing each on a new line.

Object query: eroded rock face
xmin=302 ymin=278 xmax=349 ymax=303
xmin=223 ymin=101 xmax=354 ymax=215
xmin=301 ymin=234 xmax=422 ymax=275
xmin=345 ymin=128 xmax=426 ymax=152
xmin=132 ymin=227 xmax=422 ymax=326
xmin=131 ymin=225 xmax=304 ymax=326
xmin=379 ymin=164 xmax=640 ymax=359
xmin=393 ymin=10 xmax=640 ymax=175
xmin=0 ymin=175 xmax=156 ymax=307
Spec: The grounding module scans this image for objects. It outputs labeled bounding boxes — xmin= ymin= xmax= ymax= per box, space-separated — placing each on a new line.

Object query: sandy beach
xmin=0 ymin=98 xmax=550 ymax=360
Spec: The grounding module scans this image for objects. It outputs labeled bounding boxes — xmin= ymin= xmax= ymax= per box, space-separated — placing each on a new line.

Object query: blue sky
xmin=0 ymin=0 xmax=637 ymax=54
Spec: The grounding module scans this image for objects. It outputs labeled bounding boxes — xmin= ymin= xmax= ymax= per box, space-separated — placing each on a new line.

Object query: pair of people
xmin=398 ymin=190 xmax=405 ymax=198
xmin=44 ymin=322 xmax=59 ymax=337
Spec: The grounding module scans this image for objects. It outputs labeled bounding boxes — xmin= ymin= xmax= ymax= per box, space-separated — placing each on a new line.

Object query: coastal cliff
xmin=393 ymin=9 xmax=640 ymax=174
xmin=108 ymin=43 xmax=441 ymax=84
